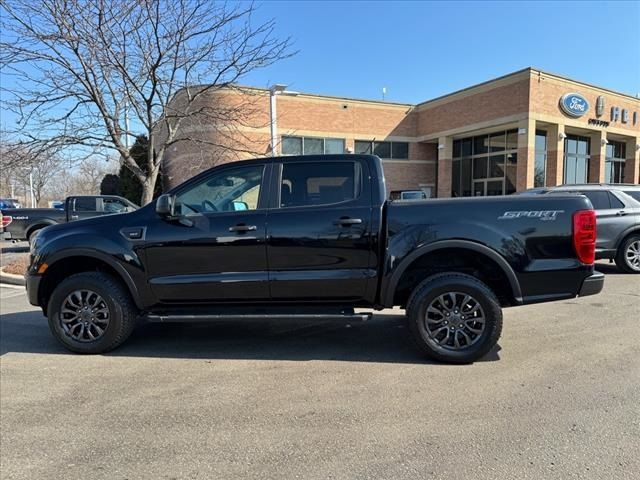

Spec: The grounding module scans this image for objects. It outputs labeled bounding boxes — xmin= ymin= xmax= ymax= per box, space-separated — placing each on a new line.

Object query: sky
xmin=241 ymin=0 xmax=640 ymax=103
xmin=1 ymin=0 xmax=638 ymax=135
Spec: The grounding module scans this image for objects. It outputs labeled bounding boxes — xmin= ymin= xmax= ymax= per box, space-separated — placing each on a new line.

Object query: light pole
xmin=269 ymin=84 xmax=298 ymax=156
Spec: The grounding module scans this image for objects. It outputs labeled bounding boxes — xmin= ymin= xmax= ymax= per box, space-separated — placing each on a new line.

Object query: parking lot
xmin=0 ymin=263 xmax=639 ymax=480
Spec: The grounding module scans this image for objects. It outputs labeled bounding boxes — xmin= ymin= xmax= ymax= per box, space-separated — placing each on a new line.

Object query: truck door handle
xmin=71 ymin=214 xmax=79 ymax=220
xmin=229 ymin=224 xmax=257 ymax=232
xmin=335 ymin=217 xmax=362 ymax=226
xmin=616 ymin=210 xmax=627 ymax=216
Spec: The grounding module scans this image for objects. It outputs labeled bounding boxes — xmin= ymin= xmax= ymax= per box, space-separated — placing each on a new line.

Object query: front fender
xmin=33 ymin=233 xmax=149 ymax=309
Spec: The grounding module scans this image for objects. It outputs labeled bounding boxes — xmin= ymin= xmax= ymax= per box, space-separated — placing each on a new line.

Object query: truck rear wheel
xmin=47 ymin=272 xmax=137 ymax=354
xmin=406 ymin=272 xmax=502 ymax=364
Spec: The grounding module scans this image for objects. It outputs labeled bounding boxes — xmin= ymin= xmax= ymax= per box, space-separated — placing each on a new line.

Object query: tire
xmin=47 ymin=272 xmax=138 ymax=354
xmin=614 ymin=234 xmax=640 ymax=274
xmin=406 ymin=272 xmax=503 ymax=364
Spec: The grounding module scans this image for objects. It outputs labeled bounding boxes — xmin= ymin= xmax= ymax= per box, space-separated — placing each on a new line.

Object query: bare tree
xmin=0 ymin=141 xmax=66 ymax=206
xmin=0 ymin=0 xmax=292 ymax=205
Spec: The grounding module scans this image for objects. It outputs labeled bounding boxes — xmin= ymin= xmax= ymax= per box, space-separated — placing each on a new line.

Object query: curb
xmin=0 ymin=268 xmax=26 ymax=286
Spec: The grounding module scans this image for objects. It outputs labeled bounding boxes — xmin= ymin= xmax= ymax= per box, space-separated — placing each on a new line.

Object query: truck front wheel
xmin=47 ymin=272 xmax=138 ymax=354
xmin=406 ymin=273 xmax=502 ymax=364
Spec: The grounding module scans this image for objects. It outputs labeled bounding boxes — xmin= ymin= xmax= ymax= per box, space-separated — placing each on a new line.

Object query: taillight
xmin=573 ymin=209 xmax=596 ymax=264
xmin=1 ymin=215 xmax=12 ymax=228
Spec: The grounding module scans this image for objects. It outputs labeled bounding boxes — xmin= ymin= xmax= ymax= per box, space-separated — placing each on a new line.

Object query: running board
xmin=145 ymin=313 xmax=372 ymax=323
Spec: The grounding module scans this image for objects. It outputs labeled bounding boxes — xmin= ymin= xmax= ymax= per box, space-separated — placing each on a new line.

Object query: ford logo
xmin=559 ymin=93 xmax=589 ymax=118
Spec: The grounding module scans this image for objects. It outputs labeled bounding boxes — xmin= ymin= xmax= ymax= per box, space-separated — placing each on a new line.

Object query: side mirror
xmin=156 ymin=194 xmax=175 ymax=217
xmin=232 ymin=201 xmax=248 ymax=211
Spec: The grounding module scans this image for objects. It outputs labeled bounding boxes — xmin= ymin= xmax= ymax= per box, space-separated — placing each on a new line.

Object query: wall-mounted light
xmin=601 ymin=138 xmax=609 ymax=146
xmin=437 ymin=144 xmax=445 ymax=150
xmin=636 ymin=144 xmax=640 ymax=151
xmin=559 ymin=132 xmax=567 ymax=140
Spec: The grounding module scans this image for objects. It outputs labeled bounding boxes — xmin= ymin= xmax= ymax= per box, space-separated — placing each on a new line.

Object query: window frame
xmin=275 ymin=160 xmax=364 ymax=210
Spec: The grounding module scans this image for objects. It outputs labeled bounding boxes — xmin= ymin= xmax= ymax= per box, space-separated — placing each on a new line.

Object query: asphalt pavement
xmin=1 ymin=263 xmax=639 ymax=480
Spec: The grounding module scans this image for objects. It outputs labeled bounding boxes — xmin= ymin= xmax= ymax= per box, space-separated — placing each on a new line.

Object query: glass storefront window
xmin=534 ymin=130 xmax=547 ymax=188
xmin=489 ymin=132 xmax=505 ymax=152
xmin=304 ymin=137 xmax=323 ymax=155
xmin=489 ymin=155 xmax=505 ymax=178
xmin=325 ymin=138 xmax=345 ymax=154
xmin=506 ymin=130 xmax=518 ymax=150
xmin=460 ymin=138 xmax=472 ymax=157
xmin=283 ymin=136 xmax=345 ymax=155
xmin=282 ymin=136 xmax=303 ymax=155
xmin=563 ymin=135 xmax=590 ymax=184
xmin=473 ymin=157 xmax=488 ymax=179
xmin=355 ymin=140 xmax=409 ymax=159
xmin=505 ymin=153 xmax=517 ymax=194
xmin=605 ymin=140 xmax=626 ymax=184
xmin=474 ymin=135 xmax=488 ymax=156
xmin=373 ymin=141 xmax=391 ymax=158
xmin=391 ymin=142 xmax=409 ymax=159
xmin=451 ymin=129 xmax=518 ymax=197
xmin=354 ymin=140 xmax=372 ymax=154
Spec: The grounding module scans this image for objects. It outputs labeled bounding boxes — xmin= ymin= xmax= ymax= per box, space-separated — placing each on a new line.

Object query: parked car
xmin=1 ymin=195 xmax=138 ymax=243
xmin=389 ymin=190 xmax=428 ymax=201
xmin=518 ymin=184 xmax=640 ymax=273
xmin=0 ymin=198 xmax=20 ymax=209
xmin=26 ymin=154 xmax=603 ymax=363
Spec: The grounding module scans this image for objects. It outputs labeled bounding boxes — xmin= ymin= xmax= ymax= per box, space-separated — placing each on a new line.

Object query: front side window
xmin=175 ymin=165 xmax=264 ymax=215
xmin=280 ymin=162 xmax=360 ymax=208
xmin=103 ymin=198 xmax=129 ymax=213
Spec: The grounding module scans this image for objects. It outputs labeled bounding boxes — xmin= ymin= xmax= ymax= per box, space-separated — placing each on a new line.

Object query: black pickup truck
xmin=1 ymin=195 xmax=138 ymax=243
xmin=26 ymin=155 xmax=603 ymax=363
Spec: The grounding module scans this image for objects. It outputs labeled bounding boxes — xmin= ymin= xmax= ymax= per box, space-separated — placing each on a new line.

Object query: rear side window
xmin=607 ymin=193 xmax=625 ymax=209
xmin=280 ymin=162 xmax=360 ymax=208
xmin=74 ymin=197 xmax=97 ymax=212
xmin=580 ymin=191 xmax=610 ymax=210
xmin=623 ymin=191 xmax=640 ymax=202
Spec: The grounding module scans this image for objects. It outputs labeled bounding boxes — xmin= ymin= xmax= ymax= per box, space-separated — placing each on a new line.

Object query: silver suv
xmin=520 ymin=184 xmax=640 ymax=273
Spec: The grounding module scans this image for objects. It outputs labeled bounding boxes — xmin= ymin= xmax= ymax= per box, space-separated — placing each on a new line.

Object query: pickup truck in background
xmin=1 ymin=195 xmax=138 ymax=243
xmin=26 ymin=155 xmax=603 ymax=363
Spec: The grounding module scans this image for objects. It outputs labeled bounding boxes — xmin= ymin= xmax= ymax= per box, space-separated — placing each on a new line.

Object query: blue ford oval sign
xmin=560 ymin=93 xmax=589 ymax=118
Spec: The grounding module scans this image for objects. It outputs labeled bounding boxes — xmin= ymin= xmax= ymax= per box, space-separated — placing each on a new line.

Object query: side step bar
xmin=145 ymin=313 xmax=372 ymax=323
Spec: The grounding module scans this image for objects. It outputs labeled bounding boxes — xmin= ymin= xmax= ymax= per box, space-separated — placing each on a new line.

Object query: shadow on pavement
xmin=0 ymin=310 xmax=501 ymax=364
xmin=594 ymin=261 xmax=626 ymax=276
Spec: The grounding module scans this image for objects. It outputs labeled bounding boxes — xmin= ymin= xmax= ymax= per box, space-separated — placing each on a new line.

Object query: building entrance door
xmin=473 ymin=178 xmax=504 ymax=196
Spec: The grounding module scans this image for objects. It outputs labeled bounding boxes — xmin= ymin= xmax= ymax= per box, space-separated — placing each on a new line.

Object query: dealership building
xmin=163 ymin=67 xmax=640 ymax=197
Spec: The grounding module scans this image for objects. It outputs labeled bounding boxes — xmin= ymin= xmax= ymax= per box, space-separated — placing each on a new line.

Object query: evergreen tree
xmin=118 ymin=136 xmax=162 ymax=204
